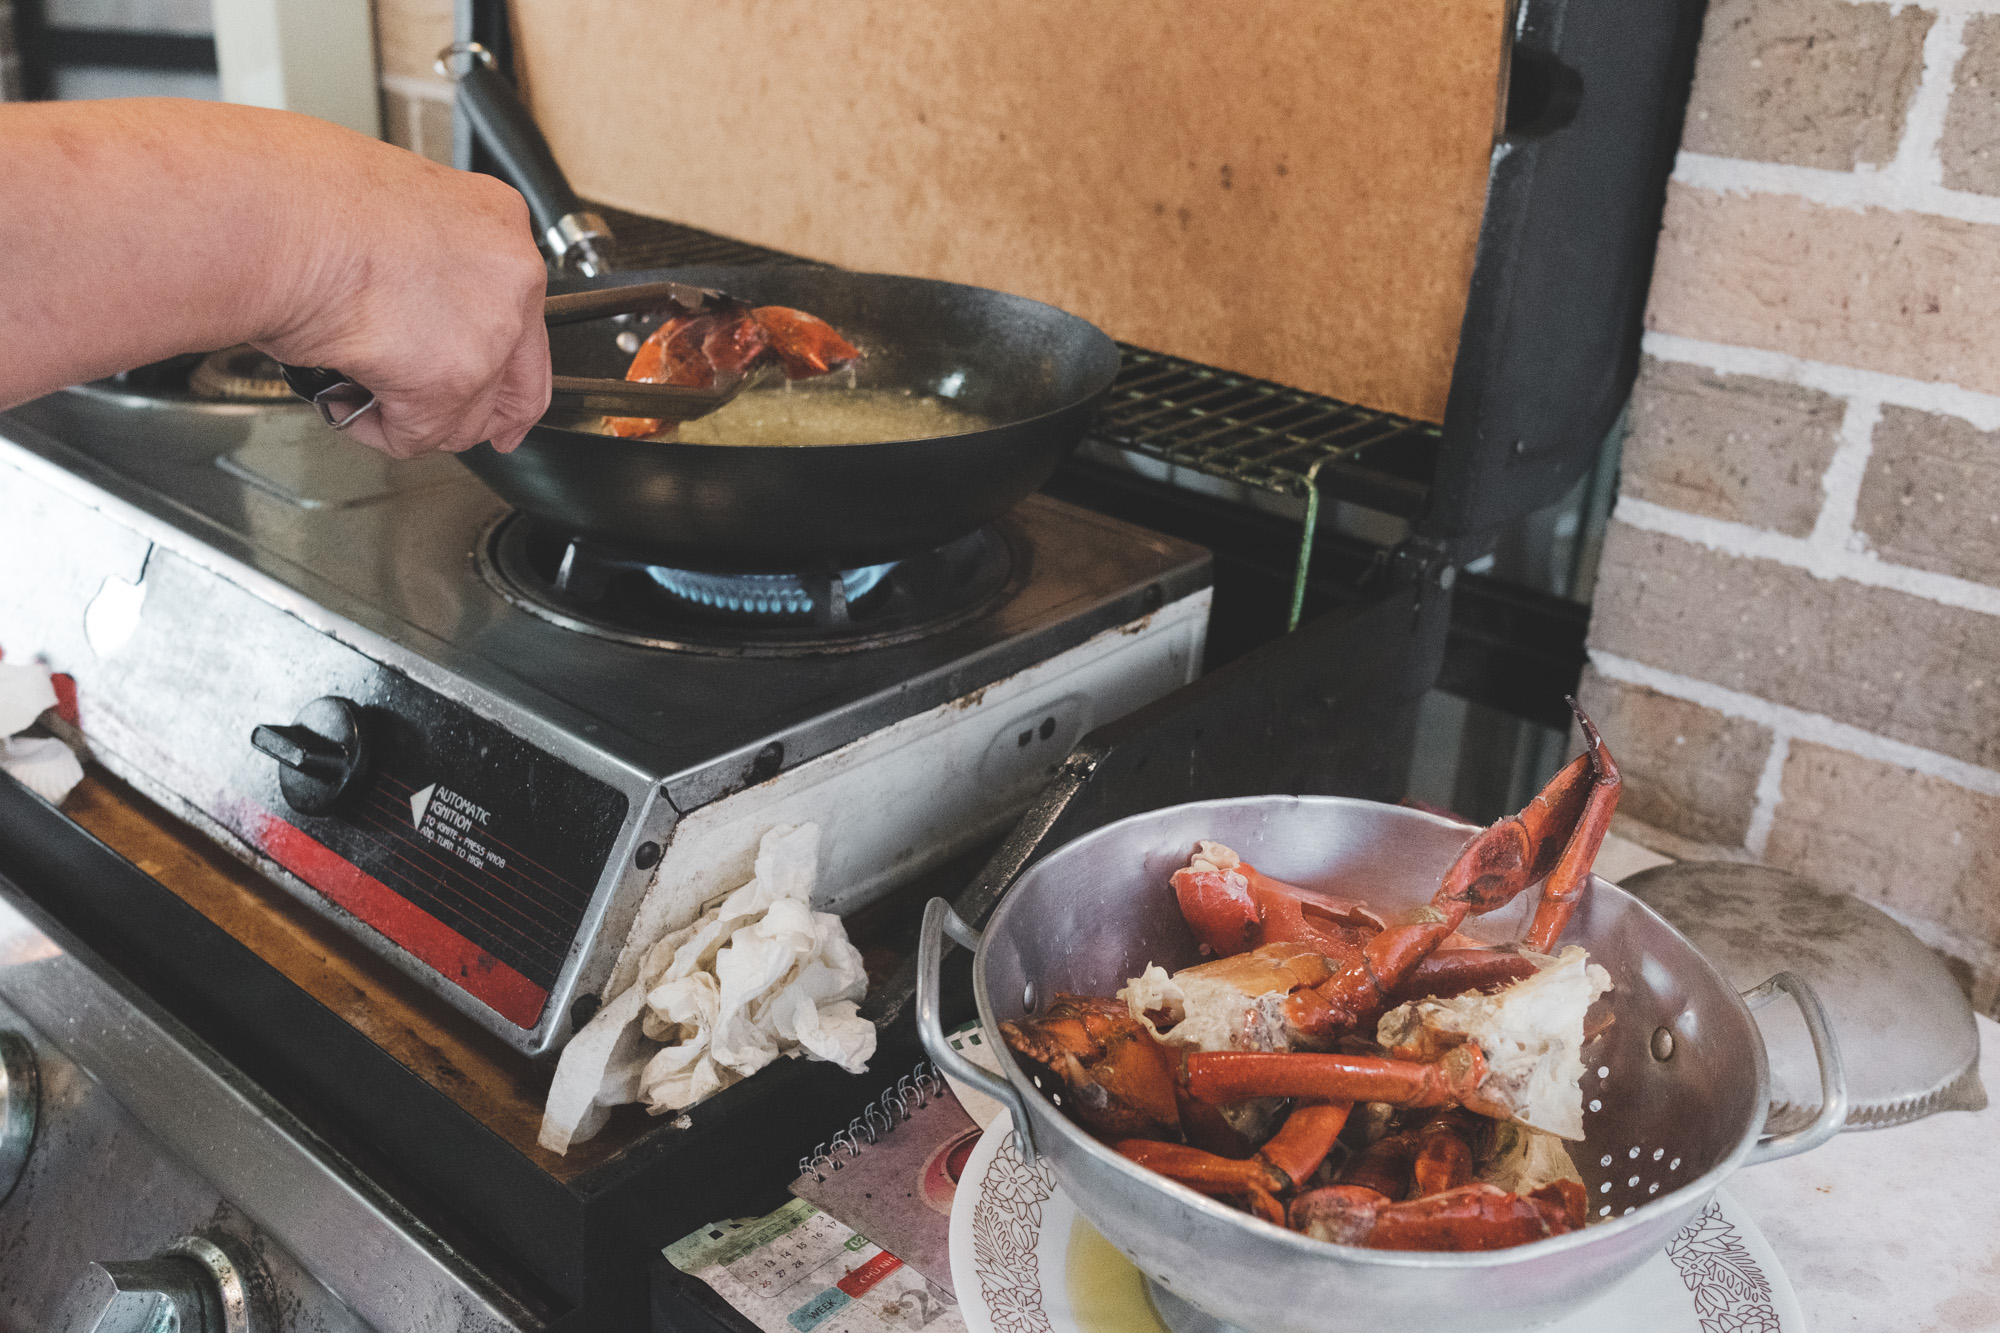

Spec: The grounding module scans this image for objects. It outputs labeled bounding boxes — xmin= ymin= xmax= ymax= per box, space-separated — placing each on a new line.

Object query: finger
xmin=483 ymin=321 xmax=552 ymax=454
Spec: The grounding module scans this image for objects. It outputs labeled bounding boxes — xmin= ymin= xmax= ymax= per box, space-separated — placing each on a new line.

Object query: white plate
xmin=948 ymin=1111 xmax=1805 ymax=1333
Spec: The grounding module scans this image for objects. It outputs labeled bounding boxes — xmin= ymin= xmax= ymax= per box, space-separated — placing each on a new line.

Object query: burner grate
xmin=591 ymin=206 xmax=1440 ymax=628
xmin=1091 ymin=348 xmax=1440 ymax=627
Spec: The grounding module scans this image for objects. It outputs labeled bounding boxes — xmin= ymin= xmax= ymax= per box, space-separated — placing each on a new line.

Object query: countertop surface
xmin=1592 ymin=832 xmax=1999 ymax=1331
xmin=1729 ymin=1014 xmax=1999 ymax=1332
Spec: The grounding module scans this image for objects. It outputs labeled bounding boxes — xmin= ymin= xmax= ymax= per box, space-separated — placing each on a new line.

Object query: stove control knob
xmin=0 ymin=1031 xmax=36 ymax=1206
xmin=250 ymin=695 xmax=371 ymax=816
xmin=57 ymin=1236 xmax=254 ymax=1333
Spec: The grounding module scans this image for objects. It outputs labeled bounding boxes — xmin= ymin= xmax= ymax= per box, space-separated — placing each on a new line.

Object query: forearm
xmin=0 ymin=99 xmax=342 ymax=406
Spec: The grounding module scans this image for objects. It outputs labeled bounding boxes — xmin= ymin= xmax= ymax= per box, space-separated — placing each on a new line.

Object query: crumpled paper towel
xmin=539 ymin=822 xmax=874 ymax=1154
xmin=0 ymin=661 xmax=81 ymax=805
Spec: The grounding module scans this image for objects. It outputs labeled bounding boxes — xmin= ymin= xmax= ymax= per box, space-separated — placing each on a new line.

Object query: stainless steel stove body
xmin=0 ymin=389 xmax=1210 ymax=1056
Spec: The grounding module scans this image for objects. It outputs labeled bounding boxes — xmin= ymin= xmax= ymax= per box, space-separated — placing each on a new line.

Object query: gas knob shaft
xmin=59 ymin=1237 xmax=253 ymax=1333
xmin=248 ymin=696 xmax=370 ymax=815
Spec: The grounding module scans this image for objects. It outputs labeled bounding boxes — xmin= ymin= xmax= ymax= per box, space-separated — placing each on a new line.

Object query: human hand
xmin=250 ymin=130 xmax=551 ymax=458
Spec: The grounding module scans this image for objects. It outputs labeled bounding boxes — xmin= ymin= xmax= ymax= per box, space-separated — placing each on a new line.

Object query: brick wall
xmin=372 ymin=0 xmax=454 ymax=164
xmin=1583 ymin=0 xmax=2000 ymax=1016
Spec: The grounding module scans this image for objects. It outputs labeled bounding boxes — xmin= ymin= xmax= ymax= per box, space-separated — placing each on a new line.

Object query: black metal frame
xmin=1429 ymin=0 xmax=1708 ymax=553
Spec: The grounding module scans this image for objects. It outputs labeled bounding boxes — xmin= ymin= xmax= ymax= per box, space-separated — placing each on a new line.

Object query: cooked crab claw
xmin=605 ymin=303 xmax=862 ymax=438
xmin=1115 ymin=1102 xmax=1353 ymax=1226
xmin=999 ymin=993 xmax=1183 ymax=1142
xmin=1171 ymin=841 xmax=1386 ymax=961
xmin=750 ymin=306 xmax=861 ymax=379
xmin=1295 ymin=700 xmax=1621 ymax=1035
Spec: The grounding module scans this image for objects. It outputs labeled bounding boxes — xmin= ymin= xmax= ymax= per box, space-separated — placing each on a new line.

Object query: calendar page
xmin=664 ymin=1198 xmax=964 ymax=1333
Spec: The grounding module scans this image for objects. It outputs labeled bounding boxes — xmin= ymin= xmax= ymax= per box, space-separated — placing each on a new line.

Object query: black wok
xmin=457 ymin=264 xmax=1121 ymax=572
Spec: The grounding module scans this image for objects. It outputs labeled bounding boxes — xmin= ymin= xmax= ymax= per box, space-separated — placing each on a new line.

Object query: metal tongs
xmin=277 ymin=279 xmax=755 ymax=432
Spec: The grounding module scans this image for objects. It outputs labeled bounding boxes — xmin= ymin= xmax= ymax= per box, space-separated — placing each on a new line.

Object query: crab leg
xmin=1338 ymin=1128 xmax=1418 ymax=1200
xmin=1184 ymin=1046 xmax=1504 ymax=1117
xmin=1290 ymin=1182 xmax=1575 ymax=1250
xmin=1409 ymin=1111 xmax=1478 ymax=1196
xmin=1388 ymin=949 xmax=1540 ymax=1004
xmin=1117 ymin=1102 xmax=1352 ymax=1226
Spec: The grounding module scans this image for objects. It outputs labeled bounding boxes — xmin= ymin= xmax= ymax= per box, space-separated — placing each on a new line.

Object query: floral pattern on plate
xmin=948 ymin=1111 xmax=1806 ymax=1333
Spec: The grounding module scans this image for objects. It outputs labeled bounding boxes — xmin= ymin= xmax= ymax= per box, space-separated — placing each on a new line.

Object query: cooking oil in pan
xmin=603 ymin=385 xmax=992 ymax=447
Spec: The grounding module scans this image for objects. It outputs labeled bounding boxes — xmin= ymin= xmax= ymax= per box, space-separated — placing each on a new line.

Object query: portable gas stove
xmin=0 ymin=368 xmax=1210 ymax=1057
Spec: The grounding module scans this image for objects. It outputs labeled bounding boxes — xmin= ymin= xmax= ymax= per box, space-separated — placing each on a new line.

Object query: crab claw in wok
xmin=605 ymin=303 xmax=862 ymax=438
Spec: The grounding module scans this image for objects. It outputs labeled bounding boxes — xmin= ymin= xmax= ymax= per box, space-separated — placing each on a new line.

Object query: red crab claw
xmin=751 ymin=306 xmax=861 ymax=379
xmin=998 ymin=994 xmax=1182 ymax=1142
xmin=607 ymin=303 xmax=859 ymax=438
xmin=1289 ymin=1182 xmax=1577 ymax=1250
xmin=1291 ymin=700 xmax=1620 ymax=1035
xmin=1173 ymin=846 xmax=1386 ymax=962
xmin=1115 ymin=1102 xmax=1352 ymax=1227
xmin=1184 ymin=1046 xmax=1510 ymax=1121
xmin=605 ymin=310 xmax=735 ymax=438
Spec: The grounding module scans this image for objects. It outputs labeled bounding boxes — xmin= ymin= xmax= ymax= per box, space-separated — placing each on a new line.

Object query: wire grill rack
xmin=596 ymin=208 xmax=1439 ymax=625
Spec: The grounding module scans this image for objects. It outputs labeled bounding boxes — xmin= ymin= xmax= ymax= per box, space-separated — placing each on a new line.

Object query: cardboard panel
xmin=510 ymin=0 xmax=1508 ymax=424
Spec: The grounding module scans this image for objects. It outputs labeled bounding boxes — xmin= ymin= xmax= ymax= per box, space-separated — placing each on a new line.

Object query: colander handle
xmin=915 ymin=898 xmax=1040 ymax=1162
xmin=1741 ymin=970 xmax=1850 ymax=1166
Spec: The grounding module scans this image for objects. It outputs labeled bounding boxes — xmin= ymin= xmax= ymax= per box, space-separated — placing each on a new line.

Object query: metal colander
xmin=920 ymin=796 xmax=1845 ymax=1333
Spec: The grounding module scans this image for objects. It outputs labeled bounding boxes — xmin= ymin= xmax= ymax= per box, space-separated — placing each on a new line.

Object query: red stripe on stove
xmin=252 ymin=815 xmax=548 ymax=1029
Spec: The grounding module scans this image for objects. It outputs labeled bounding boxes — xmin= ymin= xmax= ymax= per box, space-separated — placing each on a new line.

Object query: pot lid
xmin=1622 ymin=862 xmax=1985 ymax=1131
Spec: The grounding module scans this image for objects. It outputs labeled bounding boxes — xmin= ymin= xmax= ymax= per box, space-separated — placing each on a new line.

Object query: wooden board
xmin=510 ymin=0 xmax=1510 ymax=424
xmin=60 ymin=773 xmax=651 ymax=1181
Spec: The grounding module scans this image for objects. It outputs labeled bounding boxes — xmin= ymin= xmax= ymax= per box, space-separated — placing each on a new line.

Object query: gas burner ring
xmin=474 ymin=514 xmax=1022 ymax=656
xmin=646 ymin=562 xmax=899 ymax=618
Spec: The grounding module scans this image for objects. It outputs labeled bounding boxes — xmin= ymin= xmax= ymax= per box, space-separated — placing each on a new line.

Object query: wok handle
xmin=915 ymin=898 xmax=1039 ymax=1162
xmin=440 ymin=44 xmax=615 ymax=276
xmin=1740 ymin=970 xmax=1849 ymax=1166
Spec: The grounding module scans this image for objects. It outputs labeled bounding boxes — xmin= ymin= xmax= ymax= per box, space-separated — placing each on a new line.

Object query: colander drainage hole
xmin=1627 ymin=1175 xmax=1640 ymax=1187
xmin=1623 ymin=1207 xmax=1635 ymax=1216
xmin=1599 ymin=1206 xmax=1611 ymax=1217
xmin=1588 ymin=1098 xmax=1602 ymax=1112
xmin=1596 ymin=1065 xmax=1609 ymax=1079
xmin=1599 ymin=1182 xmax=1611 ymax=1193
xmin=1653 ymin=1148 xmax=1664 ymax=1160
xmin=1627 ymin=1147 xmax=1641 ymax=1159
xmin=1649 ymin=1183 xmax=1660 ymax=1194
xmin=1600 ymin=1154 xmax=1613 ymax=1166
xmin=1670 ymin=1157 xmax=1682 ymax=1170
